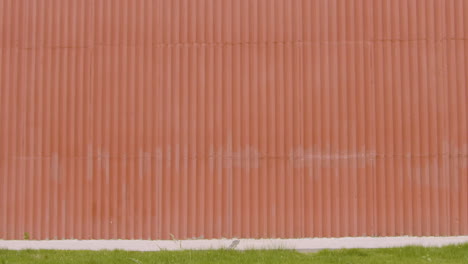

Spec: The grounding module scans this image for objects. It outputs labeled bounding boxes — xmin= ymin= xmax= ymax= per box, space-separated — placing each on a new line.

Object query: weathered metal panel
xmin=0 ymin=0 xmax=467 ymax=240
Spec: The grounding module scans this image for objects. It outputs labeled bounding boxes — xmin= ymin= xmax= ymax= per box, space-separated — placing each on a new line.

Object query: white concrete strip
xmin=1 ymin=237 xmax=468 ymax=251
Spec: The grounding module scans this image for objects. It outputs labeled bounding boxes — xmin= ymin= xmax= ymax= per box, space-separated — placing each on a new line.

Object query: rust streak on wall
xmin=0 ymin=0 xmax=467 ymax=239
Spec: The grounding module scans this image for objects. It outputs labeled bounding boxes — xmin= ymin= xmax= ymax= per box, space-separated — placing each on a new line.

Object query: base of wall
xmin=1 ymin=236 xmax=468 ymax=251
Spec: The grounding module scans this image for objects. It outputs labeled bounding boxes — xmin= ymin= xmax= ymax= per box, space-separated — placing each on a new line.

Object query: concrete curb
xmin=1 ymin=236 xmax=468 ymax=251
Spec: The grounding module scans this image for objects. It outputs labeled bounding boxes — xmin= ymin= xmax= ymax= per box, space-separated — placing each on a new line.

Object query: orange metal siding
xmin=0 ymin=0 xmax=467 ymax=240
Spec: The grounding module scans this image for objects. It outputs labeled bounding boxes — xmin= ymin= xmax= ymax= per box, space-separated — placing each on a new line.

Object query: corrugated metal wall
xmin=0 ymin=0 xmax=467 ymax=240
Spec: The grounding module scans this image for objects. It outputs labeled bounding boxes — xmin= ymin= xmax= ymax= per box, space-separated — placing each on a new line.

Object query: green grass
xmin=1 ymin=243 xmax=468 ymax=263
